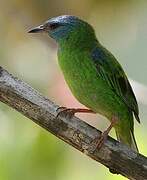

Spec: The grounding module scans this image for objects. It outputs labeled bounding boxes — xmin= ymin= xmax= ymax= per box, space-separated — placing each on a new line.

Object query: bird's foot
xmin=89 ymin=130 xmax=109 ymax=153
xmin=56 ymin=107 xmax=95 ymax=119
xmin=89 ymin=116 xmax=117 ymax=153
xmin=56 ymin=107 xmax=75 ymax=119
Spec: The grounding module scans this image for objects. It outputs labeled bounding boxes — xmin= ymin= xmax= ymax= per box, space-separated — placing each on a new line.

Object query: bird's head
xmin=28 ymin=15 xmax=96 ymax=45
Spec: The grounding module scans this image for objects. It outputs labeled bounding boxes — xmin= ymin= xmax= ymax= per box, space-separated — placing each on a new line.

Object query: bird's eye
xmin=49 ymin=23 xmax=61 ymax=30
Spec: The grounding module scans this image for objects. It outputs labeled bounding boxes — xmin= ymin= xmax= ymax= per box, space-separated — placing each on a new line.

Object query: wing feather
xmin=91 ymin=45 xmax=140 ymax=123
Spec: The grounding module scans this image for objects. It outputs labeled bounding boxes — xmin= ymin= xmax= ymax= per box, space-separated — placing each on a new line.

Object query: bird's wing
xmin=91 ymin=45 xmax=140 ymax=123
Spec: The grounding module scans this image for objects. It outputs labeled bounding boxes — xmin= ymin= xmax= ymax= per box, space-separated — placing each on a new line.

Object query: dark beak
xmin=28 ymin=25 xmax=45 ymax=33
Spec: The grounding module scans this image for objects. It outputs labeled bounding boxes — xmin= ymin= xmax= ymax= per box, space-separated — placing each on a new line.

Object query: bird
xmin=28 ymin=15 xmax=140 ymax=152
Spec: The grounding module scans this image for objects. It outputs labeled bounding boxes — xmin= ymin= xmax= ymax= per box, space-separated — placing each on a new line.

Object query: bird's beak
xmin=28 ymin=25 xmax=45 ymax=33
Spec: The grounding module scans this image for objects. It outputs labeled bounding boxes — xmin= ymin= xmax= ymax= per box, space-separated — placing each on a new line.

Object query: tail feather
xmin=130 ymin=130 xmax=139 ymax=152
xmin=115 ymin=129 xmax=139 ymax=152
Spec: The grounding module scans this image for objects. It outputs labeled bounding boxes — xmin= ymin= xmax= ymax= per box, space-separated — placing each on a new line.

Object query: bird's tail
xmin=115 ymin=128 xmax=139 ymax=152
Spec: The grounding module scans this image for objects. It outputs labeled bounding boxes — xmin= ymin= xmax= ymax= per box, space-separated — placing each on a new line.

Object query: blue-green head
xmin=28 ymin=15 xmax=97 ymax=46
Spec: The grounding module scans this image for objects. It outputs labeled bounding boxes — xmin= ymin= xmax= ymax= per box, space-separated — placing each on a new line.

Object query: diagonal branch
xmin=0 ymin=66 xmax=146 ymax=180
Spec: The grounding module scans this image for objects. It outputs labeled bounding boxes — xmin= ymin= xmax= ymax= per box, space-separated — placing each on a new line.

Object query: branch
xmin=0 ymin=66 xmax=146 ymax=180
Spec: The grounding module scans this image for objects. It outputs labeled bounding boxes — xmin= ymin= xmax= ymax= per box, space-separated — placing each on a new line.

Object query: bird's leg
xmin=56 ymin=107 xmax=95 ymax=119
xmin=89 ymin=116 xmax=118 ymax=152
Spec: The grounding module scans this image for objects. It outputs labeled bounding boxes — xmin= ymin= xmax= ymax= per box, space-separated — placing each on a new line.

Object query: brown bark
xmin=0 ymin=66 xmax=146 ymax=180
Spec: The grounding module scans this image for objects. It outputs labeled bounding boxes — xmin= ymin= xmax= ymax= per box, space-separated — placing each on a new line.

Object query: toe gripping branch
xmin=90 ymin=116 xmax=118 ymax=152
xmin=56 ymin=107 xmax=118 ymax=153
xmin=56 ymin=107 xmax=95 ymax=118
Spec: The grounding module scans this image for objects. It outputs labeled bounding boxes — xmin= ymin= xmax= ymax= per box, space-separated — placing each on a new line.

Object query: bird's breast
xmin=58 ymin=49 xmax=103 ymax=104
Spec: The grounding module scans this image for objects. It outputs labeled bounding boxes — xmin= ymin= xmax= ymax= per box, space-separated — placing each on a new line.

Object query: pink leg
xmin=90 ymin=116 xmax=118 ymax=152
xmin=56 ymin=107 xmax=95 ymax=118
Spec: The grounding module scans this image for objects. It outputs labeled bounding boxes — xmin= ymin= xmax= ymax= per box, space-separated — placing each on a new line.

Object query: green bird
xmin=28 ymin=15 xmax=140 ymax=152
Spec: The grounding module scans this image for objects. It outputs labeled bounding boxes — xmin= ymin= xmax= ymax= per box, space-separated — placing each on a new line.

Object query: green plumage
xmin=58 ymin=44 xmax=138 ymax=151
xmin=29 ymin=15 xmax=140 ymax=152
xmin=57 ymin=20 xmax=139 ymax=152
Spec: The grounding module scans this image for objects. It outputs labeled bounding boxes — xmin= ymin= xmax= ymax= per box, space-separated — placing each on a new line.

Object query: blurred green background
xmin=0 ymin=0 xmax=147 ymax=179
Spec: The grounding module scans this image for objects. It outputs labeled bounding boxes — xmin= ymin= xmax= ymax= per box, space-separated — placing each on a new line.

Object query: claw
xmin=89 ymin=116 xmax=118 ymax=153
xmin=96 ymin=131 xmax=108 ymax=149
xmin=89 ymin=132 xmax=108 ymax=153
xmin=56 ymin=107 xmax=76 ymax=119
xmin=56 ymin=107 xmax=95 ymax=119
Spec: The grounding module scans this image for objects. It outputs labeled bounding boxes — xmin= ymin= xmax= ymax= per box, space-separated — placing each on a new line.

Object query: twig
xmin=0 ymin=66 xmax=146 ymax=180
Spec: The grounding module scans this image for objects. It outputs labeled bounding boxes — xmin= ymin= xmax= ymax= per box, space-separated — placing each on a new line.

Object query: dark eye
xmin=49 ymin=23 xmax=61 ymax=30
